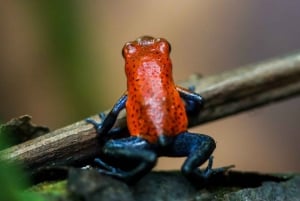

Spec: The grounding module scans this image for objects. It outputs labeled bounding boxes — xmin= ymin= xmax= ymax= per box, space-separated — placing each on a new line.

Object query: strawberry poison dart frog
xmin=86 ymin=36 xmax=232 ymax=183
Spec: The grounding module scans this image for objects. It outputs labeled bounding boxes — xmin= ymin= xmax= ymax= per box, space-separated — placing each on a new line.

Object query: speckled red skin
xmin=85 ymin=36 xmax=229 ymax=183
xmin=122 ymin=36 xmax=188 ymax=143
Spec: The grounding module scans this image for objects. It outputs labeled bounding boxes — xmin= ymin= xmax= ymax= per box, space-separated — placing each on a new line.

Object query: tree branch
xmin=1 ymin=52 xmax=300 ymax=169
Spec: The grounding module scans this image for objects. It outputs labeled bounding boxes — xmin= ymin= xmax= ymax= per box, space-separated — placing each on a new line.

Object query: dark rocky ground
xmin=37 ymin=168 xmax=299 ymax=201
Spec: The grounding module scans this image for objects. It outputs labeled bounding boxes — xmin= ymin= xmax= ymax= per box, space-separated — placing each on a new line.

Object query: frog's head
xmin=123 ymin=36 xmax=173 ymax=82
xmin=122 ymin=36 xmax=171 ymax=59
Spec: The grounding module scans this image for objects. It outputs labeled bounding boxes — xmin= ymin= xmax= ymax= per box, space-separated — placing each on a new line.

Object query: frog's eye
xmin=122 ymin=43 xmax=137 ymax=58
xmin=157 ymin=39 xmax=171 ymax=54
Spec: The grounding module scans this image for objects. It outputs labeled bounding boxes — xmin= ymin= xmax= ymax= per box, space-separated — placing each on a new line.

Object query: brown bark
xmin=1 ymin=52 xmax=300 ymax=169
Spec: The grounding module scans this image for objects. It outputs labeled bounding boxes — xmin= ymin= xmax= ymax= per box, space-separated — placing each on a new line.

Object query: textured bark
xmin=1 ymin=52 xmax=300 ymax=169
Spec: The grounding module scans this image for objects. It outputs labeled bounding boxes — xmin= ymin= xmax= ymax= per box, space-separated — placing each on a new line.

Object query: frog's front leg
xmin=95 ymin=136 xmax=157 ymax=183
xmin=86 ymin=92 xmax=128 ymax=136
xmin=176 ymin=86 xmax=204 ymax=115
xmin=163 ymin=132 xmax=234 ymax=182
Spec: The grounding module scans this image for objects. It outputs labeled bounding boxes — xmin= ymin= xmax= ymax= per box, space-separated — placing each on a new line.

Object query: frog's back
xmin=122 ymin=36 xmax=188 ymax=143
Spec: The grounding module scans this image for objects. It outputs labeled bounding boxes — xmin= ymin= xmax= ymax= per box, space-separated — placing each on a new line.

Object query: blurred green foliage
xmin=28 ymin=1 xmax=99 ymax=121
xmin=0 ymin=128 xmax=45 ymax=201
xmin=38 ymin=1 xmax=91 ymax=112
xmin=30 ymin=180 xmax=67 ymax=196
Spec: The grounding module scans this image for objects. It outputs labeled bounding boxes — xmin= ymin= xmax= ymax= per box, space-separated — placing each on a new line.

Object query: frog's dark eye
xmin=122 ymin=43 xmax=137 ymax=58
xmin=168 ymin=42 xmax=171 ymax=53
xmin=157 ymin=39 xmax=171 ymax=54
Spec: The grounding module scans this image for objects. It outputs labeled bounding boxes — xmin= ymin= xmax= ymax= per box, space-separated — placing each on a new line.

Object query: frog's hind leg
xmin=95 ymin=136 xmax=157 ymax=183
xmin=164 ymin=132 xmax=233 ymax=182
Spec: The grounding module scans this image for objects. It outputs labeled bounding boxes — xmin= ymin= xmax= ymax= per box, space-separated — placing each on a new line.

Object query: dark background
xmin=0 ymin=1 xmax=299 ymax=172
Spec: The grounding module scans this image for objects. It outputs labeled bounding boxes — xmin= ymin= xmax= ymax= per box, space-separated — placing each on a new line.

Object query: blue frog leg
xmin=176 ymin=86 xmax=204 ymax=115
xmin=95 ymin=136 xmax=157 ymax=184
xmin=86 ymin=92 xmax=128 ymax=137
xmin=160 ymin=131 xmax=234 ymax=182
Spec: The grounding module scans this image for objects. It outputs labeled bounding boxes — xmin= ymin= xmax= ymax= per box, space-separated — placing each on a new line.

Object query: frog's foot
xmin=95 ymin=159 xmax=131 ymax=181
xmin=178 ymin=85 xmax=204 ymax=115
xmin=85 ymin=112 xmax=106 ymax=132
xmin=174 ymin=132 xmax=234 ymax=182
xmin=95 ymin=137 xmax=157 ymax=183
xmin=94 ymin=153 xmax=156 ymax=184
xmin=198 ymin=156 xmax=234 ymax=179
xmin=94 ymin=158 xmax=124 ymax=174
xmin=184 ymin=156 xmax=234 ymax=183
xmin=188 ymin=85 xmax=196 ymax=92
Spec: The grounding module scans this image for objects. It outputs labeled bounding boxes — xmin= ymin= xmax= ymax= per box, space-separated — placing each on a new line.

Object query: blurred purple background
xmin=0 ymin=1 xmax=299 ymax=172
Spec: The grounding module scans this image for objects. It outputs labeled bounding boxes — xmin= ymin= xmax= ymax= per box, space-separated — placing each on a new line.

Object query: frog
xmin=86 ymin=36 xmax=233 ymax=183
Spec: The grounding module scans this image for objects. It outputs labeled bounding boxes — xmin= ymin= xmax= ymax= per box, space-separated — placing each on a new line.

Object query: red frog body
xmin=86 ymin=36 xmax=233 ymax=183
xmin=123 ymin=36 xmax=187 ymax=143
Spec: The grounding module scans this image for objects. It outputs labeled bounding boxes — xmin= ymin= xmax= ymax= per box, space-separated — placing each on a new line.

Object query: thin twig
xmin=1 ymin=52 xmax=300 ymax=169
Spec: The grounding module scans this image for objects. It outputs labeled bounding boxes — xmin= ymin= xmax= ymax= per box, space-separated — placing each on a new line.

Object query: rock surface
xmin=66 ymin=169 xmax=299 ymax=201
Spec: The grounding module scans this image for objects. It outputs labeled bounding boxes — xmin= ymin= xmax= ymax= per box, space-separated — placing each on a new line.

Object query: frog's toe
xmin=85 ymin=118 xmax=102 ymax=134
xmin=94 ymin=158 xmax=119 ymax=173
xmin=86 ymin=112 xmax=106 ymax=127
xmin=97 ymin=168 xmax=128 ymax=180
xmin=197 ymin=156 xmax=234 ymax=179
xmin=85 ymin=118 xmax=98 ymax=126
xmin=188 ymin=85 xmax=196 ymax=92
xmin=95 ymin=162 xmax=132 ymax=182
xmin=98 ymin=112 xmax=106 ymax=120
xmin=85 ymin=118 xmax=103 ymax=132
